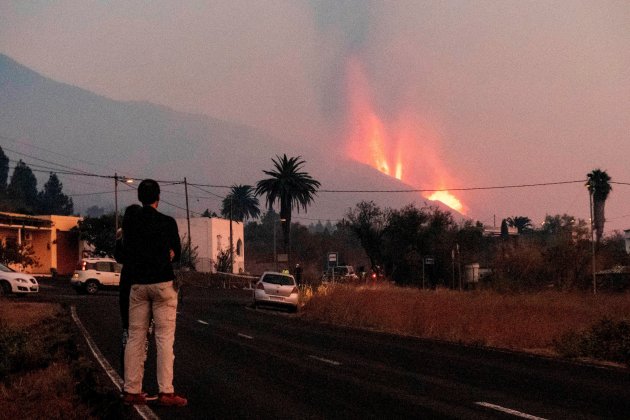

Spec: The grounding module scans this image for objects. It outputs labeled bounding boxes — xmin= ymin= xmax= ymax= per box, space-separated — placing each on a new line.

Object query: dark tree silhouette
xmin=586 ymin=169 xmax=612 ymax=243
xmin=255 ymin=155 xmax=320 ymax=254
xmin=7 ymin=160 xmax=38 ymax=213
xmin=37 ymin=172 xmax=74 ymax=215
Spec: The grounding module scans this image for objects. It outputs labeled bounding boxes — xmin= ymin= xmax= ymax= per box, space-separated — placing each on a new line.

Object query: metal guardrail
xmin=176 ymin=270 xmax=259 ymax=290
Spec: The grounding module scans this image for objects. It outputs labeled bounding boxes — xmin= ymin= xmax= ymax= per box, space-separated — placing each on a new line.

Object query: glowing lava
xmin=427 ymin=191 xmax=463 ymax=213
xmin=344 ymin=56 xmax=466 ymax=214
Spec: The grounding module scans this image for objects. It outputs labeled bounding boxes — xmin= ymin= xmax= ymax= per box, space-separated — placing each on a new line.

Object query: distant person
xmin=121 ymin=179 xmax=186 ymax=407
xmin=294 ymin=263 xmax=303 ymax=285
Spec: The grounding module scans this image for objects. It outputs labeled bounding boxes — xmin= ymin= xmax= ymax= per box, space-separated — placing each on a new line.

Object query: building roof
xmin=0 ymin=212 xmax=53 ymax=229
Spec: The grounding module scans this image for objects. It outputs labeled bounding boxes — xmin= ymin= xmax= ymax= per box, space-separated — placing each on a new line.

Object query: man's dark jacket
xmin=122 ymin=205 xmax=181 ymax=284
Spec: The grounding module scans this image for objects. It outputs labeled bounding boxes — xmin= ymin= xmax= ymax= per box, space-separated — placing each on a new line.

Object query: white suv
xmin=0 ymin=262 xmax=39 ymax=296
xmin=71 ymin=257 xmax=121 ymax=294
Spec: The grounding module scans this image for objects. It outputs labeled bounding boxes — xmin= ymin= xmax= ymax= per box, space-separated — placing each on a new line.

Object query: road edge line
xmin=70 ymin=305 xmax=159 ymax=420
xmin=475 ymin=402 xmax=546 ymax=420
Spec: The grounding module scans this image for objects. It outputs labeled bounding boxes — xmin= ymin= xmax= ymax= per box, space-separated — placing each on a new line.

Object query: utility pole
xmin=273 ymin=212 xmax=277 ymax=271
xmin=114 ymin=173 xmax=118 ymax=233
xmin=184 ymin=177 xmax=191 ymax=258
xmin=589 ymin=192 xmax=597 ymax=294
xmin=229 ymin=195 xmax=234 ymax=273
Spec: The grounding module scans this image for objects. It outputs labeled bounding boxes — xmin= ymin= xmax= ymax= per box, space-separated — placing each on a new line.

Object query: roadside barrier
xmin=175 ymin=270 xmax=258 ymax=290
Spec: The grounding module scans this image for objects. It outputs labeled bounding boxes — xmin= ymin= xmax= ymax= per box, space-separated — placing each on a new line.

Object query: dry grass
xmin=0 ymin=301 xmax=126 ymax=419
xmin=0 ymin=302 xmax=62 ymax=328
xmin=0 ymin=362 xmax=95 ymax=420
xmin=301 ymin=284 xmax=630 ymax=355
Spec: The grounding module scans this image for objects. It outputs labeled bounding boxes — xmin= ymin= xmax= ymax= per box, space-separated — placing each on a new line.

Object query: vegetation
xmin=75 ymin=213 xmax=116 ymax=257
xmin=0 ymin=302 xmax=124 ymax=418
xmin=37 ymin=173 xmax=74 ymax=215
xmin=245 ymin=210 xmax=367 ymax=277
xmin=555 ymin=318 xmax=630 ymax=365
xmin=343 ymin=201 xmax=387 ymax=270
xmin=0 ymin=240 xmax=39 ymax=269
xmin=255 ymin=155 xmax=321 ymax=256
xmin=215 ymin=248 xmax=233 ymax=273
xmin=222 ymin=184 xmax=260 ymax=271
xmin=0 ymin=146 xmax=9 ymax=192
xmin=176 ymin=233 xmax=199 ymax=271
xmin=6 ymin=160 xmax=38 ymax=213
xmin=586 ymin=168 xmax=612 ymax=244
xmin=221 ymin=185 xmax=261 ymax=222
xmin=301 ymin=284 xmax=630 ymax=365
xmin=0 ymin=150 xmax=74 ymax=215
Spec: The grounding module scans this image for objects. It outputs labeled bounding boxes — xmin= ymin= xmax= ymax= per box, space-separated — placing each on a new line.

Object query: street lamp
xmin=114 ymin=174 xmax=134 ymax=233
xmin=273 ymin=214 xmax=286 ymax=271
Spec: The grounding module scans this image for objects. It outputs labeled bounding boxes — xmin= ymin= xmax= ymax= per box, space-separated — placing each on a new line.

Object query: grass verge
xmin=300 ymin=284 xmax=630 ymax=366
xmin=0 ymin=301 xmax=127 ymax=419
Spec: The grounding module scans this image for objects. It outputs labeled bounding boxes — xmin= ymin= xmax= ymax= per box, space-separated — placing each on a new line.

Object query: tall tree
xmin=37 ymin=172 xmax=74 ymax=215
xmin=344 ymin=200 xmax=388 ymax=270
xmin=221 ymin=184 xmax=261 ymax=272
xmin=506 ymin=216 xmax=533 ymax=233
xmin=0 ymin=146 xmax=9 ymax=194
xmin=7 ymin=160 xmax=38 ymax=213
xmin=74 ymin=213 xmax=116 ymax=256
xmin=255 ymin=155 xmax=320 ymax=254
xmin=220 ymin=185 xmax=261 ymax=222
xmin=586 ymin=169 xmax=612 ymax=243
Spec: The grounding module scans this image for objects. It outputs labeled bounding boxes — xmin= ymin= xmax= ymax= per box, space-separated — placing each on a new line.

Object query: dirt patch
xmin=0 ymin=302 xmax=62 ymax=329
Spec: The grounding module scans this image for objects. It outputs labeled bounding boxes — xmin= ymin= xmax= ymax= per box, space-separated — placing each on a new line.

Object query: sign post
xmin=327 ymin=252 xmax=338 ymax=281
xmin=423 ymin=256 xmax=434 ymax=289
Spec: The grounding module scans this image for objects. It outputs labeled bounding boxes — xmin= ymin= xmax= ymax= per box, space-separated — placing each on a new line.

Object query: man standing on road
xmin=122 ymin=179 xmax=187 ymax=407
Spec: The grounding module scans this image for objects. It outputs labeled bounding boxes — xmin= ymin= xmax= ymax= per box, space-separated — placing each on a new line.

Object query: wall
xmin=176 ymin=217 xmax=244 ymax=273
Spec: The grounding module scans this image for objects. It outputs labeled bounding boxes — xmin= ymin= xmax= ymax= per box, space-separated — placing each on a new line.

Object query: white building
xmin=175 ymin=217 xmax=245 ymax=273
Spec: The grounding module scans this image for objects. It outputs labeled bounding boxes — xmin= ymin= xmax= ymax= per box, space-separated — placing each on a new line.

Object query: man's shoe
xmin=158 ymin=392 xmax=188 ymax=407
xmin=122 ymin=392 xmax=147 ymax=406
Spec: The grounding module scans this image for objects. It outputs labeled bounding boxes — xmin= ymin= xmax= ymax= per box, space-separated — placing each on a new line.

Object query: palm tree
xmin=220 ymin=185 xmax=261 ymax=222
xmin=221 ymin=185 xmax=260 ymax=272
xmin=586 ymin=169 xmax=612 ymax=244
xmin=255 ymin=155 xmax=321 ymax=254
xmin=506 ymin=216 xmax=533 ymax=234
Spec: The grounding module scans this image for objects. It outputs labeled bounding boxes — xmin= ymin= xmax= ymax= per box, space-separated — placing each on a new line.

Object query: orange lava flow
xmin=344 ymin=56 xmax=466 ymax=214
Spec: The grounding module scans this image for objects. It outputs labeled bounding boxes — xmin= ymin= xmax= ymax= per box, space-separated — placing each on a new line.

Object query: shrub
xmin=554 ymin=318 xmax=630 ymax=365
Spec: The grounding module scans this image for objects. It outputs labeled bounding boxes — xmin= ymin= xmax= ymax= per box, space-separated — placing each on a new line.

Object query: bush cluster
xmin=554 ymin=318 xmax=630 ymax=365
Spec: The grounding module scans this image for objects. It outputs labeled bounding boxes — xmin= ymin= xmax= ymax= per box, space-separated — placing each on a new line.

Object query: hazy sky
xmin=1 ymin=1 xmax=629 ymax=230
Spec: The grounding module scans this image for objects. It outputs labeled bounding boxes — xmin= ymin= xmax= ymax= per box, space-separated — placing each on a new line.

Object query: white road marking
xmin=309 ymin=355 xmax=342 ymax=366
xmin=71 ymin=306 xmax=159 ymax=420
xmin=238 ymin=333 xmax=254 ymax=340
xmin=197 ymin=320 xmax=209 ymax=325
xmin=475 ymin=402 xmax=547 ymax=420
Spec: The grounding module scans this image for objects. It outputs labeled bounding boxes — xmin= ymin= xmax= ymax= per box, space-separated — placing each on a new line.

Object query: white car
xmin=0 ymin=262 xmax=39 ymax=296
xmin=71 ymin=257 xmax=121 ymax=294
xmin=253 ymin=271 xmax=299 ymax=312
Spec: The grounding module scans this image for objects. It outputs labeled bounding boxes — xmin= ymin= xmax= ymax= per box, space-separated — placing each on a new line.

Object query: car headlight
xmin=17 ymin=278 xmax=28 ymax=283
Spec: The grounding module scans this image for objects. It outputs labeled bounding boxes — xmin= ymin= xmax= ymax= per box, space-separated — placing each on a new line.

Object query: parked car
xmin=0 ymin=263 xmax=39 ymax=296
xmin=71 ymin=257 xmax=121 ymax=294
xmin=322 ymin=265 xmax=359 ymax=282
xmin=253 ymin=271 xmax=299 ymax=312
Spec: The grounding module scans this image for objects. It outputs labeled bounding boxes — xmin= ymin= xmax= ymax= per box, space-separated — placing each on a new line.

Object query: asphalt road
xmin=32 ymin=279 xmax=630 ymax=419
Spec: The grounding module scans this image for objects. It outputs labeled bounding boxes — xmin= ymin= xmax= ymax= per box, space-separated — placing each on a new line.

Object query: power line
xmin=0 ymin=133 xmax=119 ymax=174
xmin=319 ymin=180 xmax=586 ymax=193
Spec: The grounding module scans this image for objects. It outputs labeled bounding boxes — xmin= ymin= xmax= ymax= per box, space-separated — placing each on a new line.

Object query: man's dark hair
xmin=138 ymin=179 xmax=160 ymax=205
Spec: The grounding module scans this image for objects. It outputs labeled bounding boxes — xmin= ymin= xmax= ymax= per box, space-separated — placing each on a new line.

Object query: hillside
xmin=0 ymin=53 xmax=461 ymax=221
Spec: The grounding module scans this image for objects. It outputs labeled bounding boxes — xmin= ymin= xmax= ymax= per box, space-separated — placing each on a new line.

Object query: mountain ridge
xmin=0 ymin=53 xmax=463 ymax=221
